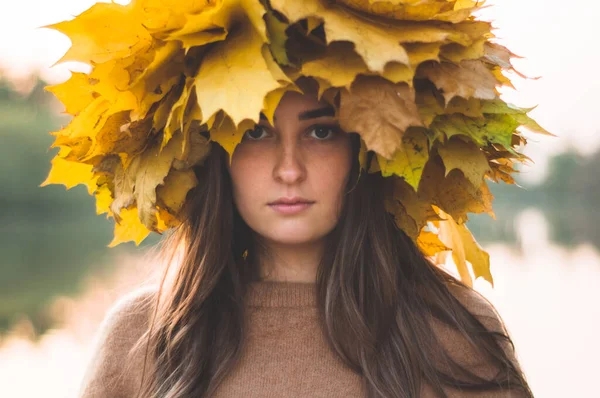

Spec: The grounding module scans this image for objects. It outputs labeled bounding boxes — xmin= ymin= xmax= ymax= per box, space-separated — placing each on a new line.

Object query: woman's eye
xmin=243 ymin=125 xmax=269 ymax=140
xmin=308 ymin=125 xmax=337 ymax=140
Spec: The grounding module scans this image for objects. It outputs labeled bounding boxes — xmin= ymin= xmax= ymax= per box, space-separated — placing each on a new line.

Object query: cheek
xmin=230 ymin=154 xmax=267 ymax=210
xmin=307 ymin=144 xmax=353 ymax=204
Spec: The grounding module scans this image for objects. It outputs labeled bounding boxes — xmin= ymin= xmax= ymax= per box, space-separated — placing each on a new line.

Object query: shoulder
xmin=445 ymin=283 xmax=508 ymax=334
xmin=101 ymin=285 xmax=158 ymax=333
xmin=429 ymin=283 xmax=521 ymax=375
xmin=79 ymin=285 xmax=159 ymax=398
xmin=93 ymin=285 xmax=158 ymax=355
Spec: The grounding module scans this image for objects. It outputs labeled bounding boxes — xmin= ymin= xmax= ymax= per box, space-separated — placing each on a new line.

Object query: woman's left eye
xmin=307 ymin=125 xmax=338 ymax=140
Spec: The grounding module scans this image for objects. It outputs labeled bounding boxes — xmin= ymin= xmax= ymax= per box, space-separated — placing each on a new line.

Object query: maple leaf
xmin=417 ymin=229 xmax=450 ymax=257
xmin=157 ymin=169 xmax=198 ymax=215
xmin=382 ymin=62 xmax=414 ymax=85
xmin=336 ymin=0 xmax=484 ymax=23
xmin=132 ymin=0 xmax=214 ymax=33
xmin=272 ymin=0 xmax=409 ymax=72
xmin=301 ymin=42 xmax=368 ymax=90
xmin=418 ymin=156 xmax=494 ymax=224
xmin=194 ymin=21 xmax=281 ymax=127
xmin=377 ymin=128 xmax=430 ymax=191
xmin=416 ymin=85 xmax=484 ymax=127
xmin=264 ymin=6 xmax=291 ymax=65
xmin=440 ymin=38 xmax=486 ymax=64
xmin=208 ymin=112 xmax=256 ymax=164
xmin=437 ymin=137 xmax=491 ymax=187
xmin=94 ymin=184 xmax=113 ymax=216
xmin=429 ymin=113 xmax=520 ymax=151
xmin=384 ymin=176 xmax=438 ymax=239
xmin=83 ymin=113 xmax=152 ymax=162
xmin=480 ymin=100 xmax=555 ymax=136
xmin=40 ymin=148 xmax=98 ymax=195
xmin=110 ymin=131 xmax=208 ymax=230
xmin=164 ymin=78 xmax=195 ymax=150
xmin=45 ymin=72 xmax=96 ymax=115
xmin=44 ymin=2 xmax=152 ymax=65
xmin=339 ymin=75 xmax=423 ymax=159
xmin=108 ymin=206 xmax=152 ymax=248
xmin=434 ymin=206 xmax=493 ymax=287
xmin=417 ymin=59 xmax=498 ymax=103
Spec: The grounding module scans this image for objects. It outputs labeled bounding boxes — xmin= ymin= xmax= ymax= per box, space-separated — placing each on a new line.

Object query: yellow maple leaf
xmin=262 ymin=85 xmax=300 ymax=126
xmin=108 ymin=206 xmax=151 ymax=248
xmin=209 ymin=112 xmax=255 ymax=163
xmin=194 ymin=21 xmax=281 ymax=126
xmin=381 ymin=62 xmax=414 ymax=85
xmin=384 ymin=177 xmax=438 ymax=239
xmin=81 ymin=113 xmax=152 ymax=162
xmin=156 ymin=169 xmax=198 ymax=214
xmin=45 ymin=2 xmax=152 ymax=65
xmin=95 ymin=184 xmax=113 ymax=216
xmin=437 ymin=137 xmax=491 ymax=187
xmin=434 ymin=206 xmax=493 ymax=287
xmin=417 ymin=229 xmax=450 ymax=257
xmin=271 ymin=0 xmax=411 ymax=72
xmin=40 ymin=151 xmax=98 ymax=195
xmin=377 ymin=129 xmax=429 ymax=191
xmin=164 ymin=78 xmax=196 ymax=150
xmin=441 ymin=38 xmax=486 ymax=64
xmin=301 ymin=42 xmax=367 ymax=89
xmin=336 ymin=0 xmax=484 ymax=22
xmin=110 ymin=131 xmax=194 ymax=230
xmin=419 ymin=159 xmax=495 ymax=224
xmin=405 ymin=42 xmax=442 ymax=68
xmin=45 ymin=72 xmax=96 ymax=115
xmin=52 ymin=97 xmax=112 ymax=140
xmin=86 ymin=58 xmax=138 ymax=110
xmin=133 ymin=0 xmax=216 ymax=32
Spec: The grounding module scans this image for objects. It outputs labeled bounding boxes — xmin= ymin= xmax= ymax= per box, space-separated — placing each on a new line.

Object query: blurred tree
xmin=0 ymin=75 xmax=158 ymax=335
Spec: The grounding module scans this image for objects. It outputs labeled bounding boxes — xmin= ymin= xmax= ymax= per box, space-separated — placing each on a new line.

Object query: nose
xmin=272 ymin=139 xmax=307 ymax=185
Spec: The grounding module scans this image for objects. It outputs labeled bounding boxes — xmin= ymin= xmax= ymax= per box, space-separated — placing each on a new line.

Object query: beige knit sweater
xmin=78 ymin=281 xmax=527 ymax=398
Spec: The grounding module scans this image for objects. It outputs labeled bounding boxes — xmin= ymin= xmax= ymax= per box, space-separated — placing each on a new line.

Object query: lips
xmin=268 ymin=197 xmax=315 ymax=206
xmin=268 ymin=197 xmax=315 ymax=215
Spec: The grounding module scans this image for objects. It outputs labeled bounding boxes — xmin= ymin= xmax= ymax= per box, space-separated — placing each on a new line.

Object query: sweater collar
xmin=246 ymin=280 xmax=317 ymax=308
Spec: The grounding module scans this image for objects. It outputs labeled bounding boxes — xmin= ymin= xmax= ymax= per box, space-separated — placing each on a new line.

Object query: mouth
xmin=267 ymin=197 xmax=315 ymax=215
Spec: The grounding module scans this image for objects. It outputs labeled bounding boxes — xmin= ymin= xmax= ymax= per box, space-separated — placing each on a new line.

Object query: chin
xmin=260 ymin=224 xmax=330 ymax=246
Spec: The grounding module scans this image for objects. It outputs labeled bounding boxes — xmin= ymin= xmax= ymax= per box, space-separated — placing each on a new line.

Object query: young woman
xmin=78 ymin=78 xmax=533 ymax=398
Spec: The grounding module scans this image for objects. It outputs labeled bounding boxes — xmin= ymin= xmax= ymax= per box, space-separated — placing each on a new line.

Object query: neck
xmin=253 ymin=238 xmax=324 ymax=283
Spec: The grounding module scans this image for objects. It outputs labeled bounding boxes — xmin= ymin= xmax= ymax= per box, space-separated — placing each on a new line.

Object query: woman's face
xmin=229 ymin=88 xmax=353 ymax=247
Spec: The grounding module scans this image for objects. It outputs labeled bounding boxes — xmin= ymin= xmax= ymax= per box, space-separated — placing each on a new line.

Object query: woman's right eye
xmin=243 ymin=125 xmax=269 ymax=141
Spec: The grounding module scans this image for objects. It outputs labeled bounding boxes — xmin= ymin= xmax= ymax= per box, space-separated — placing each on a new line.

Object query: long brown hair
xmin=135 ymin=133 xmax=533 ymax=397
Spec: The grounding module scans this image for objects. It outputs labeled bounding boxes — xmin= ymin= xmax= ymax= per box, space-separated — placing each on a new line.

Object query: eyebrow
xmin=259 ymin=105 xmax=336 ymax=123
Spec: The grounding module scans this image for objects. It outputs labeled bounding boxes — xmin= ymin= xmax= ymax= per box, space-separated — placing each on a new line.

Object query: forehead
xmin=275 ymin=91 xmax=325 ymax=115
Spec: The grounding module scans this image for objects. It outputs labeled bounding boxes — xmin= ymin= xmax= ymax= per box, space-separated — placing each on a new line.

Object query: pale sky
xmin=1 ymin=0 xmax=598 ymax=183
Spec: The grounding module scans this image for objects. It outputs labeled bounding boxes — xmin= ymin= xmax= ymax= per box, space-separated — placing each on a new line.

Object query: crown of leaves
xmin=42 ymin=0 xmax=551 ymax=287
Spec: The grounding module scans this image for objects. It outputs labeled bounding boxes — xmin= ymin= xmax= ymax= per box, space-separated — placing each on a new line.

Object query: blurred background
xmin=1 ymin=0 xmax=598 ymax=397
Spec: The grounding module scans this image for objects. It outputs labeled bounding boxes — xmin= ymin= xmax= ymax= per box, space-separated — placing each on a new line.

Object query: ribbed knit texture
xmin=245 ymin=280 xmax=317 ymax=307
xmin=215 ymin=281 xmax=364 ymax=397
xmin=78 ymin=281 xmax=526 ymax=398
